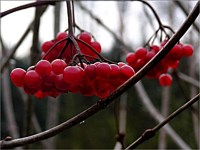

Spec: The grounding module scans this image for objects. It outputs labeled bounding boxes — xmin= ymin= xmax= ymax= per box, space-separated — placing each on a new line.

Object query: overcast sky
xmin=1 ymin=1 xmax=198 ymax=59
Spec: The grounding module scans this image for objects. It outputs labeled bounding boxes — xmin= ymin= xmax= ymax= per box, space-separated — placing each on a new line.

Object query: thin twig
xmin=177 ymin=72 xmax=199 ymax=88
xmin=0 ymin=0 xmax=199 ymax=148
xmin=0 ymin=5 xmax=48 ymax=73
xmin=0 ymin=1 xmax=58 ymax=18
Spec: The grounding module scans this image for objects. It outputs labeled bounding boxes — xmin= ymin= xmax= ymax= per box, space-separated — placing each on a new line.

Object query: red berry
xmin=79 ymin=32 xmax=91 ymax=43
xmin=10 ymin=68 xmax=26 ymax=87
xmin=169 ymin=44 xmax=182 ymax=60
xmin=135 ymin=48 xmax=148 ymax=59
xmin=182 ymin=44 xmax=194 ymax=57
xmin=150 ymin=45 xmax=160 ymax=53
xmin=41 ymin=40 xmax=54 ymax=53
xmin=34 ymin=90 xmax=47 ymax=99
xmin=96 ymin=63 xmax=111 ymax=79
xmin=51 ymin=59 xmax=67 ymax=75
xmin=54 ymin=74 xmax=69 ymax=92
xmin=24 ymin=70 xmax=42 ymax=89
xmin=91 ymin=41 xmax=101 ymax=53
xmin=110 ymin=64 xmax=121 ymax=78
xmin=159 ymin=74 xmax=172 ymax=86
xmin=126 ymin=52 xmax=137 ymax=64
xmin=63 ymin=66 xmax=84 ymax=85
xmin=56 ymin=32 xmax=67 ymax=41
xmin=120 ymin=65 xmax=135 ymax=81
xmin=35 ymin=60 xmax=52 ymax=76
xmin=85 ymin=64 xmax=97 ymax=80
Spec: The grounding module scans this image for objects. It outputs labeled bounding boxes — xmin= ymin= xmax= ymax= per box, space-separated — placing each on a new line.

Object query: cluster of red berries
xmin=41 ymin=32 xmax=101 ymax=63
xmin=10 ymin=60 xmax=135 ymax=98
xmin=126 ymin=40 xmax=194 ymax=86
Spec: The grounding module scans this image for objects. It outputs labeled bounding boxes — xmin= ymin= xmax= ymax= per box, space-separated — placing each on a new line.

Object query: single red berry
xmin=24 ymin=70 xmax=42 ymax=89
xmin=91 ymin=41 xmax=101 ymax=53
xmin=120 ymin=65 xmax=135 ymax=81
xmin=54 ymin=74 xmax=69 ymax=92
xmin=63 ymin=66 xmax=84 ymax=85
xmin=34 ymin=90 xmax=47 ymax=99
xmin=35 ymin=60 xmax=52 ymax=76
xmin=126 ymin=52 xmax=137 ymax=64
xmin=159 ymin=74 xmax=172 ymax=86
xmin=169 ymin=44 xmax=182 ymax=60
xmin=135 ymin=47 xmax=148 ymax=59
xmin=10 ymin=68 xmax=26 ymax=87
xmin=56 ymin=32 xmax=68 ymax=41
xmin=110 ymin=64 xmax=121 ymax=78
xmin=79 ymin=32 xmax=91 ymax=43
xmin=51 ymin=59 xmax=67 ymax=75
xmin=150 ymin=45 xmax=160 ymax=53
xmin=182 ymin=44 xmax=194 ymax=57
xmin=96 ymin=63 xmax=111 ymax=79
xmin=41 ymin=40 xmax=55 ymax=53
xmin=85 ymin=64 xmax=97 ymax=80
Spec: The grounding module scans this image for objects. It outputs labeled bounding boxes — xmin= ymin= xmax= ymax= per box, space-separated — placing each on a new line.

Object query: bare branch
xmin=177 ymin=72 xmax=199 ymax=88
xmin=0 ymin=0 xmax=58 ymax=18
xmin=0 ymin=5 xmax=48 ymax=73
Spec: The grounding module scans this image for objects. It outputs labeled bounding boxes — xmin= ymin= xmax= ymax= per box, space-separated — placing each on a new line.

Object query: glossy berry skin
xmin=63 ymin=66 xmax=84 ymax=85
xmin=135 ymin=47 xmax=148 ymax=59
xmin=35 ymin=60 xmax=52 ymax=76
xmin=159 ymin=74 xmax=172 ymax=86
xmin=41 ymin=41 xmax=54 ymax=53
xmin=79 ymin=32 xmax=91 ymax=43
xmin=120 ymin=65 xmax=135 ymax=81
xmin=91 ymin=41 xmax=101 ymax=53
xmin=126 ymin=52 xmax=136 ymax=64
xmin=10 ymin=68 xmax=26 ymax=87
xmin=51 ymin=59 xmax=67 ymax=75
xmin=56 ymin=32 xmax=67 ymax=41
xmin=24 ymin=70 xmax=42 ymax=89
xmin=96 ymin=63 xmax=111 ymax=78
xmin=182 ymin=44 xmax=194 ymax=57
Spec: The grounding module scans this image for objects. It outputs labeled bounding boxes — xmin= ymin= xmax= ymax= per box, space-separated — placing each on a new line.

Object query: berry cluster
xmin=10 ymin=60 xmax=135 ymax=98
xmin=126 ymin=40 xmax=194 ymax=86
xmin=41 ymin=32 xmax=101 ymax=63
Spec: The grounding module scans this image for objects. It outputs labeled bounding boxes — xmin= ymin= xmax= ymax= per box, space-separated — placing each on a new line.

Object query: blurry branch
xmin=0 ymin=0 xmax=59 ymax=18
xmin=188 ymin=35 xmax=200 ymax=148
xmin=177 ymin=72 xmax=199 ymax=88
xmin=114 ymin=93 xmax=127 ymax=150
xmin=2 ymin=67 xmax=22 ymax=150
xmin=17 ymin=87 xmax=50 ymax=149
xmin=45 ymin=2 xmax=61 ymax=149
xmin=1 ymin=40 xmax=22 ymax=150
xmin=126 ymin=82 xmax=199 ymax=149
xmin=0 ymin=0 xmax=199 ymax=148
xmin=0 ymin=5 xmax=48 ymax=73
xmin=158 ymin=87 xmax=170 ymax=149
xmin=23 ymin=3 xmax=43 ymax=149
xmin=77 ymin=2 xmax=131 ymax=53
xmin=174 ymin=1 xmax=199 ymax=33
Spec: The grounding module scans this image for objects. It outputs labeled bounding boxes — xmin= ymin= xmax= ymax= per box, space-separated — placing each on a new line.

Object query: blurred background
xmin=1 ymin=1 xmax=199 ymax=149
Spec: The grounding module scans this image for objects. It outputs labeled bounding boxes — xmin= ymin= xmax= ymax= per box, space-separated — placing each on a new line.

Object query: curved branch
xmin=0 ymin=0 xmax=199 ymax=148
xmin=0 ymin=1 xmax=59 ymax=18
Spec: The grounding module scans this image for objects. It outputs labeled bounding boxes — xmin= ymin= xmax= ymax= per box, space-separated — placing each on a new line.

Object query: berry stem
xmin=75 ymin=38 xmax=115 ymax=64
xmin=66 ymin=1 xmax=74 ymax=36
